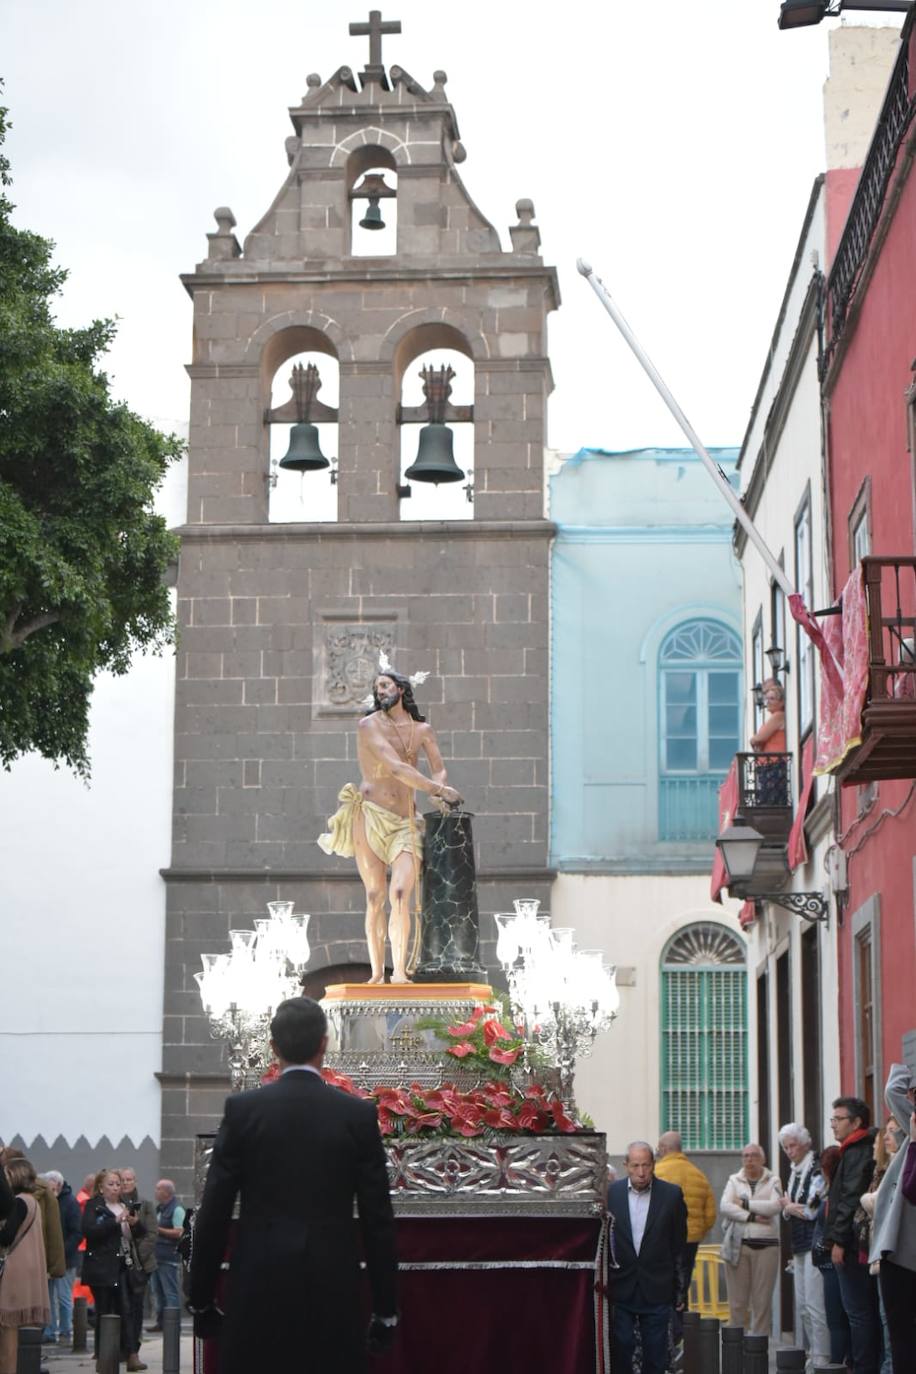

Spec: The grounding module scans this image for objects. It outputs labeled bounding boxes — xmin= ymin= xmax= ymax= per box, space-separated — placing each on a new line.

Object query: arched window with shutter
xmin=660 ymin=923 xmax=748 ymax=1150
xmin=659 ymin=618 xmax=742 ymax=840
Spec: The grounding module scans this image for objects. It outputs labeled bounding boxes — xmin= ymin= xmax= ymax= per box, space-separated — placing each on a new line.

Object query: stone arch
xmin=380 ymin=310 xmax=490 ymax=387
xmin=330 ymin=126 xmax=411 ymax=169
xmin=245 ymin=313 xmax=353 ymax=382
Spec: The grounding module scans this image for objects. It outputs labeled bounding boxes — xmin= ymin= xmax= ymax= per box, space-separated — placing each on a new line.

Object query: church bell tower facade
xmin=161 ymin=14 xmax=559 ymax=1191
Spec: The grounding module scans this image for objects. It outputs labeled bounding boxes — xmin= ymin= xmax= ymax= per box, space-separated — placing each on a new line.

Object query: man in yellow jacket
xmin=655 ymin=1132 xmax=716 ymax=1304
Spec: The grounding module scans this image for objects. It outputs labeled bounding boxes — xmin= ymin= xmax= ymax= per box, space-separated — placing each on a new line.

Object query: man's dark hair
xmin=365 ymin=669 xmax=425 ymax=722
xmin=270 ymin=997 xmax=327 ymax=1064
xmin=832 ymin=1095 xmax=870 ymax=1129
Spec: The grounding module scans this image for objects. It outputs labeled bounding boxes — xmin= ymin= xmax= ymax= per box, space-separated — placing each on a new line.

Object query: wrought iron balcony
xmin=736 ymin=751 xmax=793 ymax=842
xmin=826 ymin=30 xmax=913 ymax=364
xmin=836 ymin=556 xmax=916 ymax=784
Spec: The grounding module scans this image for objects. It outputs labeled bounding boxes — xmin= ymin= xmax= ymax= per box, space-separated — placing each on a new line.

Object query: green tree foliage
xmin=0 ymin=93 xmax=181 ymax=775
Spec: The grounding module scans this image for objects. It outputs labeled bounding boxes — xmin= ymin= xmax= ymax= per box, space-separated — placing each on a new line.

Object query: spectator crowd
xmin=0 ymin=1149 xmax=187 ymax=1374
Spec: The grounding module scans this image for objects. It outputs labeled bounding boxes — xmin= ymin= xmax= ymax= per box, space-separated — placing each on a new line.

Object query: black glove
xmin=190 ymin=1305 xmax=223 ymax=1342
xmin=366 ymin=1315 xmax=398 ymax=1355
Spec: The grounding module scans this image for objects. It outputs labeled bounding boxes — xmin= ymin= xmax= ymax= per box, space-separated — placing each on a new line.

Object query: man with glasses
xmin=824 ymin=1097 xmax=880 ymax=1374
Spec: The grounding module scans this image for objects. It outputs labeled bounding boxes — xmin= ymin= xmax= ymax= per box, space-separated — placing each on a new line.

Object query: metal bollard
xmin=72 ymin=1296 xmax=88 ymax=1352
xmin=698 ymin=1317 xmax=721 ymax=1374
xmin=15 ymin=1327 xmax=42 ymax=1374
xmin=742 ymin=1333 xmax=768 ymax=1374
xmin=683 ymin=1310 xmax=701 ymax=1374
xmin=776 ymin=1352 xmax=806 ymax=1372
xmin=721 ymin=1326 xmax=743 ymax=1374
xmin=162 ymin=1305 xmax=182 ymax=1374
xmin=97 ymin=1313 xmax=121 ymax=1374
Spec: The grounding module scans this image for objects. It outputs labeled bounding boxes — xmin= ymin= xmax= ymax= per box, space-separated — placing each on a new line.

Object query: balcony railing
xmin=736 ymin=751 xmax=793 ymax=843
xmin=837 ymin=556 xmax=916 ymax=784
xmin=659 ymin=775 xmax=723 ymax=841
xmin=826 ymin=31 xmax=914 ymax=362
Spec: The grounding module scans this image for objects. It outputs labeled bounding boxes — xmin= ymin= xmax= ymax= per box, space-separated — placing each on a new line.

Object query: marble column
xmin=415 ymin=811 xmax=486 ymax=982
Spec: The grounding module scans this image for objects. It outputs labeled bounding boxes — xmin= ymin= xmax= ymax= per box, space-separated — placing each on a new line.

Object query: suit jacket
xmin=189 ymin=1069 xmax=398 ymax=1374
xmin=607 ymin=1176 xmax=688 ymax=1310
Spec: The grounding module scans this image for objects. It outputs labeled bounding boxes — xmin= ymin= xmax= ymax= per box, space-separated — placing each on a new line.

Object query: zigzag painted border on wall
xmin=3 ymin=1135 xmax=161 ymax=1199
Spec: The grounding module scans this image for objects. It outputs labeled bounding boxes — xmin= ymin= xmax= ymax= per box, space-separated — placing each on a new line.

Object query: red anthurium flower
xmin=377 ymin=1109 xmax=395 ymax=1135
xmin=550 ymin=1098 xmax=576 ymax=1133
xmin=260 ymin=1062 xmax=280 ymax=1084
xmin=524 ymin=1082 xmax=547 ymax=1100
xmin=482 ymin=1083 xmax=513 ymax=1107
xmin=488 ymin=1046 xmax=521 ymax=1066
xmin=483 ymin=1107 xmax=518 ymax=1130
xmin=447 ymin=1041 xmax=476 ymax=1059
xmin=517 ymin=1099 xmax=543 ymax=1129
xmin=408 ymin=1111 xmax=443 ymax=1130
xmin=469 ymin=1005 xmax=486 ymax=1024
xmin=446 ymin=1020 xmax=479 ymax=1038
xmin=482 ymin=1019 xmax=513 ymax=1045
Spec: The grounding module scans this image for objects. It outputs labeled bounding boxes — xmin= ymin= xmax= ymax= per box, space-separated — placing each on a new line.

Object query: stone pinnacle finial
xmin=206 ymin=207 xmax=241 ymax=262
xmin=515 ymin=199 xmax=535 ymax=226
xmin=509 ymin=200 xmax=540 ymax=257
xmin=213 ymin=207 xmax=237 ymax=234
xmin=306 ymin=73 xmax=321 ymax=88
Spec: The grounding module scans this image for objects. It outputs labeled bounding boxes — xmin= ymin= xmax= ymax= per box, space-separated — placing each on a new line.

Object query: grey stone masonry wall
xmin=161 ymin=44 xmax=558 ymax=1196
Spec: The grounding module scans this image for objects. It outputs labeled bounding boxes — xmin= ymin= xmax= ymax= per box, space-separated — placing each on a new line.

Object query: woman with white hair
xmin=779 ymin=1122 xmax=830 ymax=1363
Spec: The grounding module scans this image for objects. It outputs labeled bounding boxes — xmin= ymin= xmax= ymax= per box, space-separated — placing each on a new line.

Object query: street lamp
xmin=715 ymin=816 xmax=765 ymax=884
xmin=778 ymin=1 xmax=911 ymax=30
xmin=765 ymin=643 xmax=789 ymax=677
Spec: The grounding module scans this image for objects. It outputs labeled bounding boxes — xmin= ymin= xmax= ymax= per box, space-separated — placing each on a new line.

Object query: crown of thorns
xmin=361 ymin=651 xmax=430 ymax=707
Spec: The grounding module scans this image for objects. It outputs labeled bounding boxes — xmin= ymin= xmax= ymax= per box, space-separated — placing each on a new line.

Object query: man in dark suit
xmin=189 ymin=996 xmax=398 ymax=1374
xmin=607 ymin=1140 xmax=688 ymax=1374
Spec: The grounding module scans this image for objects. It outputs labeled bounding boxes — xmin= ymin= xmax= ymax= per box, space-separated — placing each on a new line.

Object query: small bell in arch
xmin=353 ymin=171 xmax=395 ymax=233
xmin=278 ymin=363 xmax=331 ymax=473
xmin=404 ymin=364 xmax=466 ymax=485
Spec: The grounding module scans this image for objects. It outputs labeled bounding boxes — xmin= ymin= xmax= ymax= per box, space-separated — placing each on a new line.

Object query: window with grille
xmin=660 ymin=923 xmax=748 ymax=1150
xmin=659 ymin=619 xmax=742 ymax=841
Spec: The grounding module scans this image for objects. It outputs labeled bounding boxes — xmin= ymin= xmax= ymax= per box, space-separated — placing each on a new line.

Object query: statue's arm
xmin=360 ymin=716 xmax=447 ymax=798
xmin=420 ymin=724 xmax=448 ymax=787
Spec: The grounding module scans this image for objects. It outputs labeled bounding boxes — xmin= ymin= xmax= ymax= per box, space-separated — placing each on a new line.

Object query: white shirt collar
xmin=280 ymin=1063 xmax=322 ymax=1077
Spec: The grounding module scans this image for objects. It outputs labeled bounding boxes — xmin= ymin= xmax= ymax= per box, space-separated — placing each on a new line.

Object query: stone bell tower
xmin=160 ymin=12 xmax=559 ymax=1191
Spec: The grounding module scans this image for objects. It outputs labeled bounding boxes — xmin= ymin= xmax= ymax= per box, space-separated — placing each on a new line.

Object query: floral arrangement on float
xmin=261 ymin=1001 xmax=585 ymax=1138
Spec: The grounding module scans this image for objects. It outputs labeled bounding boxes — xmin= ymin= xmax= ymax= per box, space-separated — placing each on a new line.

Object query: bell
xmin=404 ymin=423 xmax=466 ymax=485
xmin=278 ymin=422 xmax=330 ymax=472
xmin=359 ymin=196 xmax=385 ymax=231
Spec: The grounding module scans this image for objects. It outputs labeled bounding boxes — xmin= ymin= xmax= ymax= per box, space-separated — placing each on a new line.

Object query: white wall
xmin=0 ymin=457 xmax=186 ymax=1150
xmin=550 ymin=872 xmax=744 ymax=1159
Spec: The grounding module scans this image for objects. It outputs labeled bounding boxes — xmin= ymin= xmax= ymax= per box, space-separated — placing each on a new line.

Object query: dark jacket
xmin=121 ymin=1190 xmax=158 ymax=1273
xmin=607 ymin=1176 xmax=688 ymax=1310
xmin=58 ymin=1183 xmax=83 ymax=1270
xmin=0 ymin=1170 xmax=12 ymax=1223
xmin=824 ymin=1129 xmax=877 ymax=1252
xmin=81 ymin=1196 xmax=127 ymax=1288
xmin=902 ymin=1140 xmax=916 ymax=1206
xmin=190 ymin=1069 xmax=398 ymax=1374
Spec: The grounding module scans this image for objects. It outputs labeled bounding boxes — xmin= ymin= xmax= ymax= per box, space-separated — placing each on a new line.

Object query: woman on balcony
xmin=750 ymin=679 xmax=787 ymax=806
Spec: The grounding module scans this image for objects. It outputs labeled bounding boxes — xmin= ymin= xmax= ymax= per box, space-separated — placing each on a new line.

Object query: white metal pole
xmin=576 ymin=258 xmax=796 ymax=601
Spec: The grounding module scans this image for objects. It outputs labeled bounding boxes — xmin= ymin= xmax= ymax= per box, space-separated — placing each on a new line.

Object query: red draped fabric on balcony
xmin=710 ymin=757 xmax=739 ymax=903
xmin=788 ymin=736 xmax=816 ymax=870
xmin=803 ymin=566 xmax=869 ymax=776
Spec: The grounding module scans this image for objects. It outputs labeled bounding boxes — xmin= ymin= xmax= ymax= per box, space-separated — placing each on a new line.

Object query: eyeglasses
xmin=829 ymin=1115 xmax=851 ymax=1123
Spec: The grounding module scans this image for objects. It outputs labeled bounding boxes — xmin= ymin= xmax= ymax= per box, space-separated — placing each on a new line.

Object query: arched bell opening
xmin=266 ymin=346 xmax=339 ymax=524
xmin=347 ymin=146 xmax=397 ymax=257
xmin=395 ymin=324 xmax=475 ymax=522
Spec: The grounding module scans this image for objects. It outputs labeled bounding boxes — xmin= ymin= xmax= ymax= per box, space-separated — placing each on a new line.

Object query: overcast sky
xmin=1 ymin=1 xmax=902 ymax=459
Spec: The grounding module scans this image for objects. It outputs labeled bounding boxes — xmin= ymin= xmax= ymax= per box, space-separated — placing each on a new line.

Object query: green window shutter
xmin=661 ymin=925 xmax=748 ymax=1150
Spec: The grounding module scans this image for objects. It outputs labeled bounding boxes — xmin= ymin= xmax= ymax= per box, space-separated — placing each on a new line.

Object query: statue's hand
xmin=438 ymin=785 xmax=462 ymax=806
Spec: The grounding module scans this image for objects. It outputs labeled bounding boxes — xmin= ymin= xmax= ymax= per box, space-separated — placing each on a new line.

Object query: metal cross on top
xmin=349 ymin=10 xmax=401 ymax=73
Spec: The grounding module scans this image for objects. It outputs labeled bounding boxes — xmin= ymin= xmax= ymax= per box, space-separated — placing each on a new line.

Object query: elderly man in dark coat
xmin=189 ymin=997 xmax=398 ymax=1374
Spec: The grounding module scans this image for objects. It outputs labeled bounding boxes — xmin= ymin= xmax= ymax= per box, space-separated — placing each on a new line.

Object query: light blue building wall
xmin=550 ymin=447 xmax=742 ymax=872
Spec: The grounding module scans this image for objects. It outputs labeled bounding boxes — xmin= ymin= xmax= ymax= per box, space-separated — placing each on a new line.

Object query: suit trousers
xmin=725 ymin=1243 xmax=780 ymax=1336
xmin=792 ymin=1250 xmax=830 ymax=1360
xmin=613 ymin=1302 xmax=671 ymax=1374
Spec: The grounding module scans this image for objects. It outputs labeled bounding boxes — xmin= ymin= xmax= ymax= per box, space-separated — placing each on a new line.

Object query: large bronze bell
xmin=278 ymin=421 xmax=330 ymax=472
xmin=359 ymin=196 xmax=385 ymax=231
xmin=404 ymin=423 xmax=466 ymax=484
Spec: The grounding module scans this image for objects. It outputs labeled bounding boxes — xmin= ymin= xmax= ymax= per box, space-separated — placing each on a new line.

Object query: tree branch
xmin=0 ymin=606 xmax=61 ymax=652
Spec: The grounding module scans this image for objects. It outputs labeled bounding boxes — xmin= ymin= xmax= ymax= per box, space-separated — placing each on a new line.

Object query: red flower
xmin=260 ymin=1062 xmax=280 ymax=1084
xmin=518 ymin=1099 xmax=547 ymax=1130
xmin=447 ymin=1041 xmax=476 ymax=1059
xmin=470 ymin=1005 xmax=486 ymax=1024
xmin=405 ymin=1111 xmax=443 ymax=1132
xmin=482 ymin=1083 xmax=513 ymax=1107
xmin=550 ymin=1098 xmax=576 ymax=1133
xmin=482 ymin=1019 xmax=513 ymax=1045
xmin=483 ymin=1106 xmax=518 ymax=1130
xmin=446 ymin=1019 xmax=479 ymax=1038
xmin=488 ymin=1046 xmax=521 ymax=1066
xmin=377 ymin=1108 xmax=395 ymax=1135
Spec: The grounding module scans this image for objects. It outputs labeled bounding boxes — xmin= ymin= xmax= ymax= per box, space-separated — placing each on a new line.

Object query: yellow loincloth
xmin=317 ymin=783 xmax=424 ymax=867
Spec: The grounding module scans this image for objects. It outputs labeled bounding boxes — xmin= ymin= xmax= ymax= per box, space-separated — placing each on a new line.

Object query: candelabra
xmin=195 ymin=901 xmax=312 ymax=1090
xmin=495 ymin=899 xmax=619 ymax=1112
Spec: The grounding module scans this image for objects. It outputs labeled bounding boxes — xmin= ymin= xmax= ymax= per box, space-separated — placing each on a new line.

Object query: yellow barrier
xmin=689 ymin=1243 xmax=730 ymax=1321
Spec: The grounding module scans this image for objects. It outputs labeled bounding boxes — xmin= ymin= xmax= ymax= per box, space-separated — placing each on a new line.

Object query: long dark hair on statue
xmin=365 ymin=670 xmax=426 ymax=722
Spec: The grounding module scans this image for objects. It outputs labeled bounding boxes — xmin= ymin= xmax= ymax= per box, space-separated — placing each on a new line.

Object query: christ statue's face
xmin=375 ymin=674 xmax=402 ymax=712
